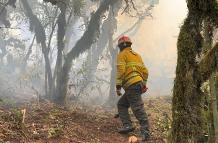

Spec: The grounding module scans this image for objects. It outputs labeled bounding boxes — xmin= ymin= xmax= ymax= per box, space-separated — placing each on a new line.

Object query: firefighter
xmin=116 ymin=36 xmax=150 ymax=141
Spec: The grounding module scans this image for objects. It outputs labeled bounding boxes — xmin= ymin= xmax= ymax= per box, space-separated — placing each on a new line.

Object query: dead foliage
xmin=0 ymin=96 xmax=171 ymax=143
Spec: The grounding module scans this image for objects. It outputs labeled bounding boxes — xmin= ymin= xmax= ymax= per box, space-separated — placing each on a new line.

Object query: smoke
xmin=0 ymin=0 xmax=188 ymax=106
xmin=0 ymin=0 xmax=48 ymax=103
xmin=116 ymin=0 xmax=187 ymax=96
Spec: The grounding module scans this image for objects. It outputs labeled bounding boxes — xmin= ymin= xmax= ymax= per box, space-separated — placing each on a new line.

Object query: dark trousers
xmin=117 ymin=82 xmax=149 ymax=133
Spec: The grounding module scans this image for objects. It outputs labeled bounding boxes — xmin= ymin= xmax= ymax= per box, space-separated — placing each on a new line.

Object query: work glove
xmin=142 ymin=85 xmax=148 ymax=93
xmin=116 ymin=85 xmax=122 ymax=96
xmin=141 ymin=80 xmax=148 ymax=93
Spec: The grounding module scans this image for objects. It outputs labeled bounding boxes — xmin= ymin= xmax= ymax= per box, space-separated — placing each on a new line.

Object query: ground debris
xmin=0 ymin=96 xmax=171 ymax=143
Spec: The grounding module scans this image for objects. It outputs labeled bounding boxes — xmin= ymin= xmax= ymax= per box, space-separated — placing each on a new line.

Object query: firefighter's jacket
xmin=116 ymin=47 xmax=148 ymax=89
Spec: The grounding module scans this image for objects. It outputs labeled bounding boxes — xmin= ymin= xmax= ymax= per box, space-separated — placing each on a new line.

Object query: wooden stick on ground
xmin=21 ymin=109 xmax=26 ymax=124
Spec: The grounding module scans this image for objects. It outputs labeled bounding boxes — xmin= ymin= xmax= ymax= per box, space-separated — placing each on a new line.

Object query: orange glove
xmin=141 ymin=81 xmax=148 ymax=93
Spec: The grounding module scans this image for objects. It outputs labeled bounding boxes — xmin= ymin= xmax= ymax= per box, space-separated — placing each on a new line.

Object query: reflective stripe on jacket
xmin=116 ymin=47 xmax=148 ymax=89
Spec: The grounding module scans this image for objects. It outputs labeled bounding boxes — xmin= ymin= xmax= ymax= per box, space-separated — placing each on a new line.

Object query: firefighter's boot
xmin=118 ymin=124 xmax=135 ymax=134
xmin=141 ymin=131 xmax=150 ymax=142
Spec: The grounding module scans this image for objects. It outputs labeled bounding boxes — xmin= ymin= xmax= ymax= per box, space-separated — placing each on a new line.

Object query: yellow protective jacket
xmin=116 ymin=47 xmax=148 ymax=89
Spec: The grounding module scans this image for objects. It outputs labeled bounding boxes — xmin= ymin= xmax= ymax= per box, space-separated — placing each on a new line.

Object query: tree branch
xmin=55 ymin=0 xmax=118 ymax=104
xmin=199 ymin=43 xmax=218 ymax=82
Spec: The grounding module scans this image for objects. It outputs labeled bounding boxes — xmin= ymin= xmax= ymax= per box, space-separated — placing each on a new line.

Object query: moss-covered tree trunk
xmin=171 ymin=0 xmax=218 ymax=142
xmin=209 ymin=74 xmax=218 ymax=142
xmin=202 ymin=19 xmax=218 ymax=143
xmin=172 ymin=13 xmax=204 ymax=142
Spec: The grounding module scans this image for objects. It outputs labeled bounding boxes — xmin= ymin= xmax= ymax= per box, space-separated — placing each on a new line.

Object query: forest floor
xmin=0 ymin=96 xmax=171 ymax=143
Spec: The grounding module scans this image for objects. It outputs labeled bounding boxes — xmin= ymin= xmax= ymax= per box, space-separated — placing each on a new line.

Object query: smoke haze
xmin=117 ymin=0 xmax=187 ymax=96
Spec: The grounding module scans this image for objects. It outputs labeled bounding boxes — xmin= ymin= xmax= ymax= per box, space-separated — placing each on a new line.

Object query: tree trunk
xmin=209 ymin=73 xmax=218 ymax=143
xmin=107 ymin=3 xmax=121 ymax=106
xmin=22 ymin=35 xmax=35 ymax=71
xmin=202 ymin=19 xmax=218 ymax=143
xmin=53 ymin=3 xmax=67 ymax=103
xmin=172 ymin=14 xmax=204 ymax=142
xmin=80 ymin=3 xmax=121 ymax=97
xmin=55 ymin=0 xmax=118 ymax=105
xmin=108 ymin=31 xmax=118 ymax=106
xmin=21 ymin=0 xmax=53 ymax=97
xmin=108 ymin=48 xmax=118 ymax=106
xmin=41 ymin=42 xmax=53 ymax=97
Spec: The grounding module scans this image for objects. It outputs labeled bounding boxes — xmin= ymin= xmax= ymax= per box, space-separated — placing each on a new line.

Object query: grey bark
xmin=80 ymin=8 xmax=117 ymax=96
xmin=53 ymin=2 xmax=67 ymax=101
xmin=21 ymin=0 xmax=53 ymax=97
xmin=108 ymin=6 xmax=118 ymax=105
xmin=22 ymin=35 xmax=36 ymax=71
xmin=55 ymin=0 xmax=118 ymax=105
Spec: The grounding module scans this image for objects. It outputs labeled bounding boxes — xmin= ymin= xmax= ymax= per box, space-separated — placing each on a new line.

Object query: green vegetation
xmin=172 ymin=0 xmax=218 ymax=142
